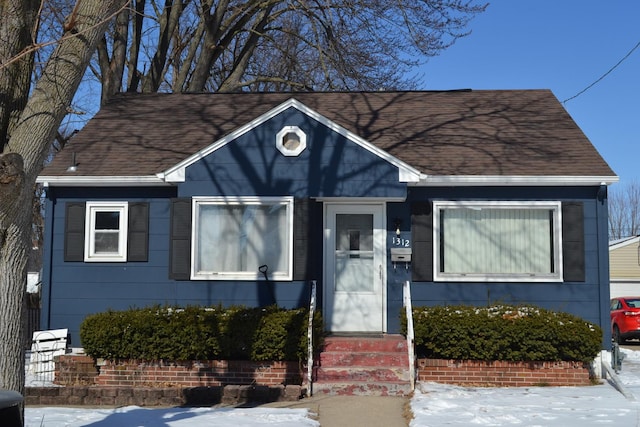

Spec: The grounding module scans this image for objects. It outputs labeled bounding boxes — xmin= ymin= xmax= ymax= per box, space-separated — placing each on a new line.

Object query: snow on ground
xmin=24 ymin=347 xmax=640 ymax=426
xmin=26 ymin=406 xmax=320 ymax=426
xmin=410 ymin=347 xmax=640 ymax=426
xmin=410 ymin=382 xmax=637 ymax=426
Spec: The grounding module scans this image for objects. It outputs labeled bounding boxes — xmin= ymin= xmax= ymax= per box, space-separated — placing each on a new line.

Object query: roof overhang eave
xmin=412 ymin=175 xmax=620 ymax=187
xmin=36 ymin=175 xmax=172 ymax=187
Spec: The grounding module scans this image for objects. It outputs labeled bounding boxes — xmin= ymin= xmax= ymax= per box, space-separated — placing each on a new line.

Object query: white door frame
xmin=323 ymin=202 xmax=387 ymax=333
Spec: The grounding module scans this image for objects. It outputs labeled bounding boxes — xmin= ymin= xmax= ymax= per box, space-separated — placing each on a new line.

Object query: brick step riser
xmin=312 ymin=381 xmax=411 ymax=397
xmin=315 ymin=367 xmax=410 ymax=382
xmin=322 ymin=338 xmax=407 ymax=353
xmin=319 ymin=352 xmax=409 ymax=367
xmin=315 ymin=336 xmax=412 ymax=396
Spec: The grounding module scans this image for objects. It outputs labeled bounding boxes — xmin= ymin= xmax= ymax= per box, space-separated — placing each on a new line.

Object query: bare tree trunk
xmin=187 ymin=0 xmax=231 ymax=92
xmin=99 ymin=6 xmax=130 ymax=105
xmin=141 ymin=0 xmax=186 ymax=93
xmin=0 ymin=178 xmax=29 ymax=395
xmin=0 ymin=0 xmax=128 ymax=396
xmin=0 ymin=1 xmax=40 ymax=401
xmin=0 ymin=0 xmax=40 ymax=151
xmin=126 ymin=0 xmax=146 ymax=93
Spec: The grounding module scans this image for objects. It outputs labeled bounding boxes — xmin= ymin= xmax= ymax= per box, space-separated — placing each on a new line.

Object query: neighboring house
xmin=609 ymin=236 xmax=640 ymax=298
xmin=37 ymin=90 xmax=617 ymax=348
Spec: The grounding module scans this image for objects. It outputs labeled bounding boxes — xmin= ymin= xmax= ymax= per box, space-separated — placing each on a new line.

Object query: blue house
xmin=37 ymin=90 xmax=617 ymax=348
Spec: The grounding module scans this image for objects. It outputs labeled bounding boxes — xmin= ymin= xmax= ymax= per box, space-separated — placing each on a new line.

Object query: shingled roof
xmin=39 ymin=90 xmax=616 ymax=184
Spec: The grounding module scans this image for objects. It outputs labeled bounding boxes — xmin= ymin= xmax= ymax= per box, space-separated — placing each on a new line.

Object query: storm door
xmin=324 ymin=203 xmax=385 ymax=332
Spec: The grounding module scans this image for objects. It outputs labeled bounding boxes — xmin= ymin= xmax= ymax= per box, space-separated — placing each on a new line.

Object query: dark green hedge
xmin=403 ymin=304 xmax=602 ymax=363
xmin=80 ymin=305 xmax=323 ymax=362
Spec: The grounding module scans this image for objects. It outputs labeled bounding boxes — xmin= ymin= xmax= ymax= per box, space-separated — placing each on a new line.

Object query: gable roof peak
xmin=161 ymin=96 xmax=421 ymax=183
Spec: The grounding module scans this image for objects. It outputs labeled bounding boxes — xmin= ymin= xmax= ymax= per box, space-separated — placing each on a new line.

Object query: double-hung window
xmin=84 ymin=201 xmax=128 ymax=262
xmin=192 ymin=196 xmax=293 ymax=280
xmin=433 ymin=201 xmax=562 ymax=282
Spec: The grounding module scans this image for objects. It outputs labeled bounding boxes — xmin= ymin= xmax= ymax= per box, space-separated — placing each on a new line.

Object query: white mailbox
xmin=390 ymin=247 xmax=412 ymax=263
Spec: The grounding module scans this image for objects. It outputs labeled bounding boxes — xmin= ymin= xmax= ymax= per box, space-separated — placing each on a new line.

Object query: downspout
xmin=596 ymin=184 xmax=611 ymax=348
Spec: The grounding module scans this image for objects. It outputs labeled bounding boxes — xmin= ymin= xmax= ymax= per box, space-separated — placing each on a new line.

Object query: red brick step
xmin=321 ymin=335 xmax=408 ymax=353
xmin=312 ymin=334 xmax=412 ymax=396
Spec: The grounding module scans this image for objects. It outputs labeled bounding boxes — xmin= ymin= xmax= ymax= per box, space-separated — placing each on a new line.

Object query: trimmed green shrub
xmin=217 ymin=306 xmax=264 ymax=359
xmin=80 ymin=305 xmax=323 ymax=362
xmin=403 ymin=304 xmax=602 ymax=363
xmin=251 ymin=307 xmax=321 ymax=361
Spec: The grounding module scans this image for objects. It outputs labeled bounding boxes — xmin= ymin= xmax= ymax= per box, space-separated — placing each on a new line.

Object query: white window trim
xmin=84 ymin=201 xmax=129 ymax=262
xmin=191 ymin=196 xmax=294 ymax=280
xmin=433 ymin=200 xmax=563 ymax=282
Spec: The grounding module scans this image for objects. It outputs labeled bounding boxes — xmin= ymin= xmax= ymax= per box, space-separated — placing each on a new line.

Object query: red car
xmin=611 ymin=297 xmax=640 ymax=343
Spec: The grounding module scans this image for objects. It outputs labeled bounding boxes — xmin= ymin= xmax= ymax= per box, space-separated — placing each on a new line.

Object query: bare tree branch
xmin=609 ymin=180 xmax=640 ymax=239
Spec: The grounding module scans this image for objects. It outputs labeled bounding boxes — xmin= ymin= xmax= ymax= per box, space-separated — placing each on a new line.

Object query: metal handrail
xmin=612 ymin=339 xmax=622 ymax=373
xmin=403 ymin=280 xmax=416 ymax=391
xmin=307 ymin=280 xmax=317 ymax=396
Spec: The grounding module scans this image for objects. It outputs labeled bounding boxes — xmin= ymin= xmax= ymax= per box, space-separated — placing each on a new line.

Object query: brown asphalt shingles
xmin=41 ymin=90 xmax=615 ymax=179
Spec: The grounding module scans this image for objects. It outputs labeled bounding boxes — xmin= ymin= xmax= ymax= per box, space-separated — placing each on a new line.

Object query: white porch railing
xmin=403 ymin=280 xmax=416 ymax=391
xmin=307 ymin=280 xmax=317 ymax=396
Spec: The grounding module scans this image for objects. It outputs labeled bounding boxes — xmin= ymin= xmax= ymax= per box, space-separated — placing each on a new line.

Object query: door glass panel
xmin=335 ymin=214 xmax=373 ymax=292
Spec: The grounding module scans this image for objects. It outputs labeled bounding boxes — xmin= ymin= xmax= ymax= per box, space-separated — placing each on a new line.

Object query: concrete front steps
xmin=312 ymin=334 xmax=412 ymax=396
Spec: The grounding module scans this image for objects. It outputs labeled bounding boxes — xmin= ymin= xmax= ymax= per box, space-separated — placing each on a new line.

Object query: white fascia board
xmin=36 ymin=175 xmax=170 ymax=187
xmin=412 ymin=175 xmax=620 ymax=187
xmin=161 ymin=98 xmax=421 ymax=184
xmin=157 ymin=168 xmax=184 ymax=183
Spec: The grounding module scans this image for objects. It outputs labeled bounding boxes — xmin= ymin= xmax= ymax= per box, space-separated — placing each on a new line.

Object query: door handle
xmin=379 ymin=264 xmax=382 ymax=280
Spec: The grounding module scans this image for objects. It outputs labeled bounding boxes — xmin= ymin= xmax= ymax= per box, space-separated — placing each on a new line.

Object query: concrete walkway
xmin=264 ymin=394 xmax=410 ymax=427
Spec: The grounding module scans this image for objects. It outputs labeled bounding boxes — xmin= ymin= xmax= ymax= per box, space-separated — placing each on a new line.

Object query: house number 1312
xmin=392 ymin=237 xmax=410 ymax=247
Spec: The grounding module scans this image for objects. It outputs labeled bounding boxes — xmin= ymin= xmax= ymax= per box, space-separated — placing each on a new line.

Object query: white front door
xmin=324 ymin=203 xmax=386 ymax=333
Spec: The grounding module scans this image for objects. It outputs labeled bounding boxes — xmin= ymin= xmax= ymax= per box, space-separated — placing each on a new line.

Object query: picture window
xmin=433 ymin=201 xmax=562 ymax=282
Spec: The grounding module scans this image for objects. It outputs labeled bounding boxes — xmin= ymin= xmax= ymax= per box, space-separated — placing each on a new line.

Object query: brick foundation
xmin=54 ymin=355 xmax=304 ymax=388
xmin=26 ymin=355 xmax=596 ymax=406
xmin=94 ymin=359 xmax=303 ymax=388
xmin=23 ymin=355 xmax=307 ymax=406
xmin=417 ymin=358 xmax=594 ymax=386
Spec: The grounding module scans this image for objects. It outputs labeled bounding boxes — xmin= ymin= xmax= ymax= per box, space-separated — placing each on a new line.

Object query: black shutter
xmin=64 ymin=202 xmax=86 ymax=262
xmin=169 ymin=198 xmax=192 ymax=280
xmin=293 ymin=198 xmax=310 ymax=281
xmin=562 ymin=202 xmax=585 ymax=282
xmin=411 ymin=202 xmax=433 ymax=282
xmin=128 ymin=202 xmax=149 ymax=262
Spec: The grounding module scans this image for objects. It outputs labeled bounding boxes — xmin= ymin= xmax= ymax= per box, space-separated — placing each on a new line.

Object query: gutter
xmin=412 ymin=175 xmax=619 ymax=187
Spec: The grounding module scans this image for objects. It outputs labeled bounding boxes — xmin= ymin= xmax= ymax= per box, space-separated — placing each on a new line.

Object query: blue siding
xmin=43 ymin=184 xmax=610 ymax=346
xmin=180 ymin=109 xmax=406 ymax=198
